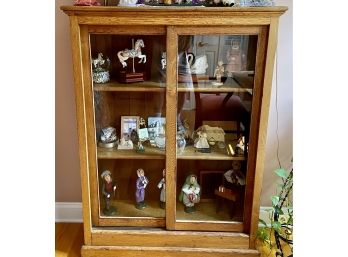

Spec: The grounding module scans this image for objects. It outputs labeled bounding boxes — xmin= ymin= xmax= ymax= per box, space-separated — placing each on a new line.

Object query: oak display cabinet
xmin=61 ymin=5 xmax=287 ymax=257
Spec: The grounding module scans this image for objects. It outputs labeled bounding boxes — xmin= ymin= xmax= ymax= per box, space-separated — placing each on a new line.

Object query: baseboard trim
xmin=55 ymin=202 xmax=275 ymax=224
xmin=55 ymin=202 xmax=83 ymax=223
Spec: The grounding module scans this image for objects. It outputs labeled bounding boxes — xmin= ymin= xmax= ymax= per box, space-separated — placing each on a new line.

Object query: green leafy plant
xmin=257 ymin=167 xmax=293 ymax=257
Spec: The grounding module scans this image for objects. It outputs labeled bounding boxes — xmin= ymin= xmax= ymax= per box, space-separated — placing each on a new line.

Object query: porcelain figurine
xmin=236 ymin=136 xmax=245 ymax=155
xmin=98 ymin=126 xmax=117 ymax=148
xmin=74 ymin=0 xmax=101 ymax=6
xmin=157 ymin=169 xmax=166 ymax=209
xmin=212 ymin=60 xmax=224 ymax=86
xmin=136 ymin=141 xmax=145 ymax=153
xmin=118 ymin=0 xmax=138 ymax=6
xmin=91 ymin=53 xmax=110 ymax=84
xmin=194 ymin=131 xmax=210 ymax=152
xmin=179 ymin=174 xmax=201 ymax=213
xmin=117 ymin=39 xmax=146 ymax=70
xmin=161 ymin=52 xmax=166 ymax=70
xmin=101 ymin=170 xmax=117 ymax=215
xmin=224 ymin=161 xmax=246 ymax=186
xmin=117 ymin=137 xmax=134 ymax=150
xmin=135 ymin=168 xmax=149 ymax=209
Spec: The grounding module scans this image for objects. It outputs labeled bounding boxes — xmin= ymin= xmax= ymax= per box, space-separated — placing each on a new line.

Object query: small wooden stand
xmin=119 ymin=71 xmax=145 ymax=83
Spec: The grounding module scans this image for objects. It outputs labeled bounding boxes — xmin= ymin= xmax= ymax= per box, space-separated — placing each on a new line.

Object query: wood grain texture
xmin=98 ymin=217 xmax=165 ymax=227
xmin=97 ymin=147 xmax=165 ymax=159
xmin=92 ymin=228 xmax=249 ymax=249
xmin=94 ymin=81 xmax=165 ymax=92
xmin=55 ymin=223 xmax=84 ymax=257
xmin=80 ymin=25 xmax=100 ymax=228
xmin=68 ymin=16 xmax=92 ymax=245
xmin=242 ymin=26 xmax=268 ymax=236
xmin=174 ymin=221 xmax=243 ymax=232
xmin=87 ymin=25 xmax=166 ymax=35
xmin=248 ymin=17 xmax=280 ymax=249
xmin=81 ymin=245 xmax=260 ymax=257
xmin=165 ymin=26 xmax=178 ymax=230
xmin=174 ymin=26 xmax=261 ymax=35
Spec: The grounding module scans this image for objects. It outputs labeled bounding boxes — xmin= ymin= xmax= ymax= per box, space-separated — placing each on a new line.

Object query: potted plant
xmin=257 ymin=167 xmax=293 ymax=257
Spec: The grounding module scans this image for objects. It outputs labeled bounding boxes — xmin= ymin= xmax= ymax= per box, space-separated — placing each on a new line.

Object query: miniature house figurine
xmin=157 ymin=169 xmax=166 ymax=209
xmin=135 ymin=168 xmax=149 ymax=209
xmin=101 ymin=170 xmax=117 ymax=215
xmin=179 ymin=174 xmax=201 ymax=213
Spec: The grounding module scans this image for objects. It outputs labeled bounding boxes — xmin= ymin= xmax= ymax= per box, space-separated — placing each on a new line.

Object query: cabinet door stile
xmin=68 ymin=17 xmax=92 ymax=244
xmin=166 ymin=26 xmax=178 ymax=230
xmin=80 ymin=25 xmax=101 ymax=226
xmin=249 ymin=17 xmax=280 ymax=249
xmin=242 ymin=25 xmax=268 ymax=235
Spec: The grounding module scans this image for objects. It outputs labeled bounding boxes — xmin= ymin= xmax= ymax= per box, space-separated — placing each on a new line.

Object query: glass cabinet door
xmin=86 ymin=29 xmax=167 ymax=227
xmin=174 ymin=30 xmax=264 ymax=232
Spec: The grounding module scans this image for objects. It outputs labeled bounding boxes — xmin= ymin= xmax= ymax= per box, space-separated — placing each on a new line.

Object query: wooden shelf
xmin=97 ymin=141 xmax=246 ymax=161
xmin=97 ymin=146 xmax=165 ymax=159
xmin=178 ymin=145 xmax=246 ymax=161
xmin=94 ymin=81 xmax=165 ymax=92
xmin=177 ymin=77 xmax=253 ymax=93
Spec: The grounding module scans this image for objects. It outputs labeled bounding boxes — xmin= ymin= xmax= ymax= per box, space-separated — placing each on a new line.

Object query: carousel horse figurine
xmin=92 ymin=53 xmax=105 ymax=69
xmin=117 ymin=39 xmax=146 ymax=69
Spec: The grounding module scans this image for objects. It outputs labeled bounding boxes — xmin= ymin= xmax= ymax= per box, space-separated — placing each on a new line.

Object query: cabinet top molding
xmin=61 ymin=6 xmax=288 ymax=16
xmin=61 ymin=6 xmax=287 ymax=26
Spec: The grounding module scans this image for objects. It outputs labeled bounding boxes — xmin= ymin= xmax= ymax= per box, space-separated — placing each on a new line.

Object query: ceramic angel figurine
xmin=224 ymin=161 xmax=246 ymax=186
xmin=179 ymin=175 xmax=201 ymax=213
xmin=135 ymin=168 xmax=149 ymax=209
xmin=101 ymin=170 xmax=117 ymax=215
xmin=157 ymin=169 xmax=166 ymax=209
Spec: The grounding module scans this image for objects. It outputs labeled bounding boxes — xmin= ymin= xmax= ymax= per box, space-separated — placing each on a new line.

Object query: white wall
xmin=261 ymin=0 xmax=293 ymax=206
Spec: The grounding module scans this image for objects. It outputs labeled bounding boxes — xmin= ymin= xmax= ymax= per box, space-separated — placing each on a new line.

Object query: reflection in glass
xmin=176 ymin=35 xmax=257 ymax=223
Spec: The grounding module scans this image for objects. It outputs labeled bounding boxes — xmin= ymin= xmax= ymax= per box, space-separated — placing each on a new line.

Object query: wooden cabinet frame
xmin=62 ymin=6 xmax=287 ymax=257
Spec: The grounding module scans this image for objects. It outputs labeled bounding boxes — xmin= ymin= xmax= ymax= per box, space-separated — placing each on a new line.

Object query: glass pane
xmin=90 ymin=34 xmax=166 ymax=221
xmin=176 ymin=35 xmax=257 ymax=224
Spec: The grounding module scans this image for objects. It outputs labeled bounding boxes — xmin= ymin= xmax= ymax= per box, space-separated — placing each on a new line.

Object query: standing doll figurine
xmin=135 ymin=168 xmax=149 ymax=209
xmin=179 ymin=174 xmax=201 ymax=213
xmin=101 ymin=170 xmax=117 ymax=216
xmin=212 ymin=60 xmax=225 ymax=86
xmin=157 ymin=169 xmax=166 ymax=209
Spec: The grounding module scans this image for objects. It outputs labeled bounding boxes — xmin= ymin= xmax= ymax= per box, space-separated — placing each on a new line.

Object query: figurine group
xmin=100 ymin=168 xmax=203 ymax=214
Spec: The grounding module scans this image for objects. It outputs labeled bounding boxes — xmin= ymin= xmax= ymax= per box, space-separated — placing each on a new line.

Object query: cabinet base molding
xmin=81 ymin=245 xmax=260 ymax=257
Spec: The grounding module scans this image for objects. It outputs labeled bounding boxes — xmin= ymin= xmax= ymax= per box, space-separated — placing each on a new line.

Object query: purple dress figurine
xmin=135 ymin=168 xmax=149 ymax=209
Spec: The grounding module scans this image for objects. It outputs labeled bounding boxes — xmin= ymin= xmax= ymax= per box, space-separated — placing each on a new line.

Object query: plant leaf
xmin=272 ymin=221 xmax=282 ymax=233
xmin=271 ymin=196 xmax=280 ymax=207
xmin=259 ymin=218 xmax=268 ymax=227
xmin=275 ymin=168 xmax=287 ymax=178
